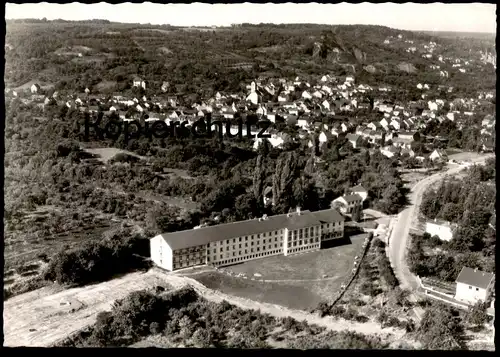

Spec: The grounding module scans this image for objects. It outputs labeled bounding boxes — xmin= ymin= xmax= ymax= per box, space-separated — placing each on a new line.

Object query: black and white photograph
xmin=3 ymin=2 xmax=496 ymax=350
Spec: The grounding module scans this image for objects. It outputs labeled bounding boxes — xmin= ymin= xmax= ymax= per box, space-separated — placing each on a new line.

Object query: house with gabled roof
xmin=429 ymin=149 xmax=447 ymax=162
xmin=380 ymin=145 xmax=400 ymax=158
xmin=133 ymin=77 xmax=146 ymax=90
xmin=455 ymin=267 xmax=495 ymax=305
xmin=30 ymin=83 xmax=41 ymax=94
xmin=348 ymin=185 xmax=368 ymax=202
xmin=332 ymin=193 xmax=363 ymax=214
xmin=346 ymin=133 xmax=362 ymax=149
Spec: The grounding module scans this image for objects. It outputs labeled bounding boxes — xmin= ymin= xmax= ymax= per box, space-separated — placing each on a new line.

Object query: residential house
xmin=133 ymin=77 xmax=146 ymax=90
xmin=318 ymin=132 xmax=328 ymax=145
xmin=341 ymin=122 xmax=352 ymax=133
xmin=425 ymin=219 xmax=457 ymax=242
xmin=313 ymin=90 xmax=323 ymax=99
xmin=379 ymin=118 xmax=390 ymax=130
xmin=30 ymin=83 xmax=41 ymax=94
xmin=398 ymin=131 xmax=418 ymax=141
xmin=380 ymin=145 xmax=400 ymax=158
xmin=429 ymin=149 xmax=447 ymax=162
xmin=390 ymin=118 xmax=402 ymax=130
xmin=278 ymin=94 xmax=288 ymax=102
xmin=297 ymin=118 xmax=308 ymax=130
xmin=332 ymin=194 xmax=363 ymax=214
xmin=348 ymin=185 xmax=368 ymax=202
xmin=346 ymin=134 xmax=362 ymax=149
xmin=455 ymin=267 xmax=495 ymax=305
xmin=369 ymin=131 xmax=385 ymax=144
xmin=302 ymin=91 xmax=312 ymax=100
xmin=428 ymin=101 xmax=438 ymax=111
xmin=367 ymin=121 xmax=383 ymax=132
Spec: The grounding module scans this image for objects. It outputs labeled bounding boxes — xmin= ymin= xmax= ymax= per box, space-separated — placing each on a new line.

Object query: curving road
xmin=388 ymin=155 xmax=493 ymax=319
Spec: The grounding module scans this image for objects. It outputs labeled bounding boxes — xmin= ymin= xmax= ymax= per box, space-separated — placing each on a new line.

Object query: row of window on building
xmin=211 ymin=249 xmax=283 ymax=266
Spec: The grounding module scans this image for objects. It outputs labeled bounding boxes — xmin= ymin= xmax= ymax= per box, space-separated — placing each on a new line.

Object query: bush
xmin=342 ymin=308 xmax=357 ymax=320
xmin=377 ymin=254 xmax=399 ymax=289
xmin=355 ymin=315 xmax=369 ymax=323
xmin=373 ymin=238 xmax=386 ymax=249
xmin=43 ymin=229 xmax=150 ymax=286
xmin=466 ymin=302 xmax=488 ymax=326
xmin=330 ymin=305 xmax=346 ymax=316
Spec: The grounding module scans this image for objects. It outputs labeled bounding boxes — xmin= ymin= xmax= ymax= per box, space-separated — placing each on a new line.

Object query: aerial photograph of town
xmin=3 ymin=2 xmax=496 ymax=350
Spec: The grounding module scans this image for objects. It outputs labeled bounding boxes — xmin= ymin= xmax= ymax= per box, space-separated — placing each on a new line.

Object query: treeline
xmin=60 ymin=286 xmax=388 ymax=349
xmin=421 ymin=158 xmax=495 ymax=253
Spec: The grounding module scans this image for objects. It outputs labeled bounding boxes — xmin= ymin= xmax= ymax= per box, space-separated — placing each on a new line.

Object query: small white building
xmin=429 ymin=149 xmax=447 ymax=162
xmin=30 ymin=83 xmax=41 ymax=94
xmin=425 ymin=220 xmax=455 ymax=241
xmin=302 ymin=91 xmax=312 ymax=100
xmin=133 ymin=77 xmax=146 ymax=90
xmin=455 ymin=267 xmax=495 ymax=305
xmin=332 ymin=194 xmax=363 ymax=214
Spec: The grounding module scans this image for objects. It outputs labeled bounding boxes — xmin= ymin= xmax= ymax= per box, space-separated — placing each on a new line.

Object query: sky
xmin=5 ymin=2 xmax=497 ymax=33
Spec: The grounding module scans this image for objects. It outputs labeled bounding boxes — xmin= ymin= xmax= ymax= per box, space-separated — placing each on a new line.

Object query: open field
xmin=82 ymin=147 xmax=146 ymax=163
xmin=3 ymin=271 xmax=175 ymax=347
xmin=189 ymin=234 xmax=367 ymax=310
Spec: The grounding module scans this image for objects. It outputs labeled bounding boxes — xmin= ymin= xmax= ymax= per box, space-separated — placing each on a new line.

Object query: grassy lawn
xmin=191 ymin=233 xmax=368 ymax=310
xmin=225 ymin=234 xmax=366 ymax=281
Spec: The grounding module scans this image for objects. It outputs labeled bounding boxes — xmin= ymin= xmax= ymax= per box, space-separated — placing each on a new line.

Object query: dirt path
xmin=4 ymin=269 xmax=405 ymax=347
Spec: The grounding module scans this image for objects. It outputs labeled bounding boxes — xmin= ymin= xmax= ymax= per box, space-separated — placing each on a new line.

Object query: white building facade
xmin=151 ymin=208 xmax=345 ymax=271
xmin=455 ymin=267 xmax=495 ymax=305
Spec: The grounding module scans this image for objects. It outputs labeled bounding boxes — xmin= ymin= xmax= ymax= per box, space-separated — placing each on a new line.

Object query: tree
xmin=191 ymin=328 xmax=213 ymax=348
xmin=352 ymin=204 xmax=362 ymax=222
xmin=466 ymin=302 xmax=488 ymax=327
xmin=417 ymin=304 xmax=466 ymax=350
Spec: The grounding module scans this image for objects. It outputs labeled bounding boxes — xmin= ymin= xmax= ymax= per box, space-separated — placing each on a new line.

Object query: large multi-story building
xmin=150 ymin=207 xmax=345 ymax=271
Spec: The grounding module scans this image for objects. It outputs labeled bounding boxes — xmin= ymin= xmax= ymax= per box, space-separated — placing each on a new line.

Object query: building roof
xmin=456 ymin=267 xmax=494 ymax=289
xmin=346 ymin=134 xmax=360 ymax=142
xmin=351 ymin=184 xmax=368 ymax=193
xmin=157 ymin=208 xmax=344 ymax=250
xmin=342 ymin=193 xmax=363 ymax=202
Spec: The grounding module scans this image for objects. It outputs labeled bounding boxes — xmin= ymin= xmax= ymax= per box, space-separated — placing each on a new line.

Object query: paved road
xmin=388 ymin=155 xmax=493 ymax=320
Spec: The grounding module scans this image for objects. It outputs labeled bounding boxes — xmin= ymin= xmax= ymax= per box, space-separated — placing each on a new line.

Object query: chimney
xmin=296 ymin=207 xmax=301 ymax=215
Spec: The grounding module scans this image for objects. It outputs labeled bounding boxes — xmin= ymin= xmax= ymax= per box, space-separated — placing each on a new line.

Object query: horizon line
xmin=5 ymin=17 xmax=496 ymax=35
